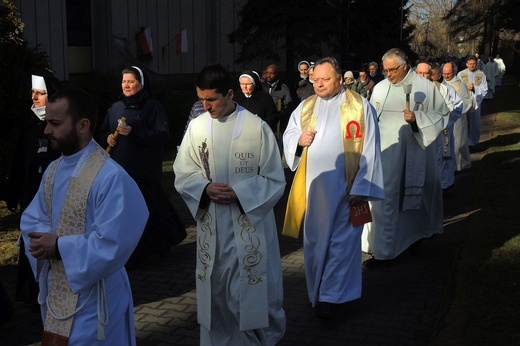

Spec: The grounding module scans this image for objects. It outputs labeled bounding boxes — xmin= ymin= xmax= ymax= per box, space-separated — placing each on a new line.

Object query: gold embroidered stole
xmin=43 ymin=144 xmax=109 ymax=339
xmin=195 ymin=110 xmax=270 ymax=331
xmin=460 ymin=70 xmax=483 ymax=87
xmin=450 ymin=79 xmax=462 ymax=94
xmin=282 ymin=90 xmax=365 ymax=238
xmin=341 ymin=90 xmax=366 ymax=191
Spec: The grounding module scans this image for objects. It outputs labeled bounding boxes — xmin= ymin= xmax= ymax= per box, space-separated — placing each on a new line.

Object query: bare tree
xmin=408 ymin=0 xmax=458 ymax=59
xmin=444 ymin=0 xmax=520 ymax=56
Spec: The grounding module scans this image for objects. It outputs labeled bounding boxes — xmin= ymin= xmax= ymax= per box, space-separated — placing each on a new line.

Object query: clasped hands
xmin=206 ymin=182 xmax=237 ymax=204
xmin=28 ymin=232 xmax=57 ymax=260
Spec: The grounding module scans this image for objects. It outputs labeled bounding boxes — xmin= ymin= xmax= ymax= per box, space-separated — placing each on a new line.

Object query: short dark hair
xmin=48 ymin=87 xmax=97 ymax=132
xmin=195 ymin=64 xmax=232 ymax=96
xmin=430 ymin=63 xmax=441 ymax=73
xmin=314 ymin=57 xmax=342 ymax=78
xmin=466 ymin=55 xmax=477 ymax=63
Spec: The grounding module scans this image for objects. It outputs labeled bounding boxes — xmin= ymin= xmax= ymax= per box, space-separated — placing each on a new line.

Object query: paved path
xmin=0 ymin=83 xmax=506 ymax=345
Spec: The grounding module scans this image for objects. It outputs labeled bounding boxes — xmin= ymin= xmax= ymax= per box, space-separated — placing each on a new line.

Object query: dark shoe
xmin=125 ymin=256 xmax=139 ymax=271
xmin=363 ymin=257 xmax=380 ymax=269
xmin=409 ymin=239 xmax=424 ymax=256
xmin=443 ymin=185 xmax=455 ymax=199
xmin=317 ymin=302 xmax=335 ymax=320
xmin=30 ymin=303 xmax=41 ymax=313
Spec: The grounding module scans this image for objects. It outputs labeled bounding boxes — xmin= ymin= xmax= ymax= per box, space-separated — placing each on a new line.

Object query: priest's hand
xmin=116 ymin=124 xmax=132 ymax=136
xmin=206 ymin=182 xmax=237 ymax=204
xmin=298 ymin=130 xmax=317 ymax=147
xmin=348 ymin=195 xmax=363 ymax=206
xmin=28 ymin=232 xmax=58 ymax=260
xmin=403 ymin=110 xmax=416 ymax=123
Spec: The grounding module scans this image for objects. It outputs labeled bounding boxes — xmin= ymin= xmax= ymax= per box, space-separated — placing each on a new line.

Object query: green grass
xmin=432 ymin=83 xmax=520 ymax=344
xmin=0 ymin=202 xmax=20 ymax=265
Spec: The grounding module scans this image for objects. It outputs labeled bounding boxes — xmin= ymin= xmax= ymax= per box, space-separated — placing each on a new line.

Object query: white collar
xmin=31 ymin=105 xmax=46 ymax=120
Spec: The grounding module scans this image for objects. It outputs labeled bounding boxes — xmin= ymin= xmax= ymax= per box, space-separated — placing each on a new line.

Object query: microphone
xmin=403 ymin=84 xmax=412 ymax=110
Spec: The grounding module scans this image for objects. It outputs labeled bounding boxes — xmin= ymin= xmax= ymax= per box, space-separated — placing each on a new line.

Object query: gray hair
xmin=368 ymin=61 xmax=379 ymax=69
xmin=416 ymin=62 xmax=432 ymax=72
xmin=381 ymin=48 xmax=409 ymax=66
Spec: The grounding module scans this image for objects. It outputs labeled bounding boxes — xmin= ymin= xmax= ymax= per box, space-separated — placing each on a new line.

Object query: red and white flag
xmin=175 ymin=29 xmax=188 ymax=54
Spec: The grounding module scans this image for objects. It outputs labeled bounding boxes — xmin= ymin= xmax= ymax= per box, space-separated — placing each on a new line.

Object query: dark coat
xmin=296 ymin=78 xmax=315 ymax=102
xmin=344 ymin=80 xmax=367 ymax=98
xmin=99 ymin=88 xmax=186 ymax=266
xmin=370 ymin=72 xmax=384 ymax=84
xmin=99 ymin=89 xmax=169 ymax=183
xmin=234 ymin=91 xmax=280 ymax=132
xmin=6 ymin=110 xmax=60 ymax=212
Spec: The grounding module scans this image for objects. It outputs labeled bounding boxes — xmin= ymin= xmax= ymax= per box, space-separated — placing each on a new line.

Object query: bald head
xmin=416 ymin=62 xmax=431 ymax=80
xmin=265 ymin=64 xmax=279 ymax=83
xmin=442 ymin=62 xmax=456 ymax=81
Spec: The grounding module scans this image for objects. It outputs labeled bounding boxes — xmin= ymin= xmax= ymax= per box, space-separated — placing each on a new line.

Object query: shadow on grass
xmin=434 ymin=148 xmax=520 ymax=345
xmin=470 ymin=133 xmax=520 ymax=153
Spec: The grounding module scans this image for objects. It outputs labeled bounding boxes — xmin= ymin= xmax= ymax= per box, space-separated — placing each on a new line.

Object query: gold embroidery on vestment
xmin=197 ymin=211 xmax=212 ymax=282
xmin=43 ymin=145 xmax=108 ymax=339
xmin=238 ymin=214 xmax=262 ymax=285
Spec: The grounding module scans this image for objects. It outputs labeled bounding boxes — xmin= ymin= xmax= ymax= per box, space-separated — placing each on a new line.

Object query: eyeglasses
xmin=417 ymin=71 xmax=431 ymax=77
xmin=239 ymin=83 xmax=254 ymax=87
xmin=31 ymin=90 xmax=48 ymax=97
xmin=383 ymin=64 xmax=404 ymax=75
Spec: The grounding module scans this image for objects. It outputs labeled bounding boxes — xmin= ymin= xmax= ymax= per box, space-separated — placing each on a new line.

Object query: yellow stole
xmin=42 ymin=144 xmax=109 ymax=341
xmin=282 ymin=90 xmax=365 ymax=238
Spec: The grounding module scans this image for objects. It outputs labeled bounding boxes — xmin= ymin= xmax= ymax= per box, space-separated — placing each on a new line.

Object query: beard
xmin=48 ymin=128 xmax=81 ymax=156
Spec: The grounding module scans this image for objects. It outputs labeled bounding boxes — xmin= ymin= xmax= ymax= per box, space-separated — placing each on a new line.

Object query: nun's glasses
xmin=31 ymin=90 xmax=48 ymax=97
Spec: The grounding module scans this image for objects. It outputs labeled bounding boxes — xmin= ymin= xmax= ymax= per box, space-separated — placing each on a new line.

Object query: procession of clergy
xmin=177 ymin=49 xmax=500 ymax=343
xmin=18 ymin=47 xmax=505 ymax=345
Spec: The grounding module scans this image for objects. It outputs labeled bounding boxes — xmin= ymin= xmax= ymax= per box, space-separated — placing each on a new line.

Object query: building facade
xmin=13 ymin=0 xmax=283 ymax=81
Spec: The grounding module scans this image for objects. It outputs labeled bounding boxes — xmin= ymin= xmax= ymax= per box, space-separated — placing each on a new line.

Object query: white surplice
xmin=494 ymin=57 xmax=506 ymax=86
xmin=445 ymin=76 xmax=473 ymax=171
xmin=457 ymin=69 xmax=488 ymax=145
xmin=283 ymin=89 xmax=385 ymax=307
xmin=362 ymin=69 xmax=449 ymax=260
xmin=435 ymin=81 xmax=463 ymax=189
xmin=483 ymin=60 xmax=500 ymax=99
xmin=21 ymin=139 xmax=148 ymax=345
xmin=174 ymin=105 xmax=286 ymax=345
